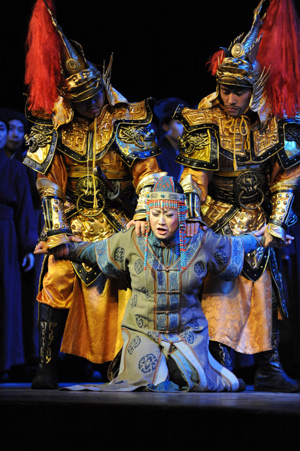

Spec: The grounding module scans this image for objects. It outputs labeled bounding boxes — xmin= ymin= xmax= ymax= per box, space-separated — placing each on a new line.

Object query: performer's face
xmin=6 ymin=119 xmax=25 ymax=152
xmin=73 ymin=90 xmax=106 ymax=119
xmin=219 ymin=84 xmax=252 ymax=117
xmin=163 ymin=119 xmax=184 ymax=140
xmin=0 ymin=121 xmax=7 ymax=149
xmin=149 ymin=208 xmax=179 ymax=240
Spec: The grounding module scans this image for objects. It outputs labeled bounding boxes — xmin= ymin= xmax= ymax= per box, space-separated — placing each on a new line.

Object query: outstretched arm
xmin=34 ymin=236 xmax=93 ymax=263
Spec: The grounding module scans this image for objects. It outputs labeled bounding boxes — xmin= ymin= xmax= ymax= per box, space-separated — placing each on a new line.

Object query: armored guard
xmin=176 ymin=0 xmax=300 ymax=391
xmin=24 ymin=0 xmax=165 ymax=389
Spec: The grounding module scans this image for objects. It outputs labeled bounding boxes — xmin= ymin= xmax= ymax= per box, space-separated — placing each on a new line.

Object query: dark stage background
xmin=1 ymin=0 xmax=300 ymax=379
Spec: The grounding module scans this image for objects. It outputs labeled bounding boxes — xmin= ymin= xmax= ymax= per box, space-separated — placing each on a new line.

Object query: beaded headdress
xmin=144 ymin=176 xmax=188 ymax=270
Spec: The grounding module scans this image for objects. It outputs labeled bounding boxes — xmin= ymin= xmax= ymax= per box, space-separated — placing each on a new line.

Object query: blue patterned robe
xmin=69 ymin=227 xmax=258 ymax=392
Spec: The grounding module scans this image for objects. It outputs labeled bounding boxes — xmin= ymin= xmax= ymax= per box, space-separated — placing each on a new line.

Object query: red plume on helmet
xmin=257 ymin=0 xmax=300 ymax=118
xmin=24 ymin=0 xmax=62 ymax=115
xmin=206 ymin=50 xmax=225 ymax=77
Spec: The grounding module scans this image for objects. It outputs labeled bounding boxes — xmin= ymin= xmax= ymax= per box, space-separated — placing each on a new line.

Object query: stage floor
xmin=1 ymin=383 xmax=300 ymax=450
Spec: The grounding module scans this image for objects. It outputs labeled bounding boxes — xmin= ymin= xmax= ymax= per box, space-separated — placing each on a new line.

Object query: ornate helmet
xmin=216 ymin=1 xmax=265 ymax=89
xmin=25 ymin=0 xmax=113 ymax=116
xmin=144 ymin=176 xmax=188 ymax=270
xmin=207 ymin=0 xmax=300 ymax=118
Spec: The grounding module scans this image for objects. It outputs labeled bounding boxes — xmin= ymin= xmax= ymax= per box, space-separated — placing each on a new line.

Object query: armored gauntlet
xmin=268 ymin=180 xmax=298 ymax=242
xmin=181 ymin=174 xmax=202 ymax=221
xmin=37 ymin=178 xmax=71 ymax=248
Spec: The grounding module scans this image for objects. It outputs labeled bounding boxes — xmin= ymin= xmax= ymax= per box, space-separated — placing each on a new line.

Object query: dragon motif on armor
xmin=25 ymin=124 xmax=53 ymax=153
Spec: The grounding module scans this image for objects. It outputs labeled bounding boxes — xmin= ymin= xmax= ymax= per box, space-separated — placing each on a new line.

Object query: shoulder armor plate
xmin=24 ymin=123 xmax=57 ymax=174
xmin=115 ymin=98 xmax=160 ymax=166
xmin=57 ymin=98 xmax=160 ymax=165
xmin=174 ymin=105 xmax=219 ymax=170
xmin=277 ymin=120 xmax=300 ymax=169
xmin=175 ymin=105 xmax=299 ymax=169
xmin=24 ymin=98 xmax=161 ymax=170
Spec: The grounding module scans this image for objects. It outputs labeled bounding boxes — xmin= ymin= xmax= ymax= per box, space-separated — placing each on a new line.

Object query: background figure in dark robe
xmin=0 ymin=107 xmax=43 ymax=379
xmin=0 ymin=114 xmax=38 ymax=381
xmin=153 ymin=98 xmax=189 ymax=182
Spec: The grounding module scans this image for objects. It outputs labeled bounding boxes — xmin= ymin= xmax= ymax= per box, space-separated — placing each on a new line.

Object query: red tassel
xmin=257 ymin=0 xmax=300 ymax=118
xmin=25 ymin=0 xmax=62 ymax=114
xmin=206 ymin=49 xmax=225 ymax=77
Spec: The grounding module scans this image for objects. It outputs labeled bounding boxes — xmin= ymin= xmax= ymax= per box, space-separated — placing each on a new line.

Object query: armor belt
xmin=210 ymin=170 xmax=266 ymax=209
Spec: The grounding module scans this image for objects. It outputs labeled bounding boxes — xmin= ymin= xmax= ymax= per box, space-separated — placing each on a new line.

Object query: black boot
xmin=209 ymin=341 xmax=233 ymax=370
xmin=254 ymin=332 xmax=300 ymax=392
xmin=31 ymin=304 xmax=68 ymax=390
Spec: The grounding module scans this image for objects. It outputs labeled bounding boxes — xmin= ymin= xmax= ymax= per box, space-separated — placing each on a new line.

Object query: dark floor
xmin=1 ymin=382 xmax=300 ymax=451
xmin=1 ymin=349 xmax=300 ymax=451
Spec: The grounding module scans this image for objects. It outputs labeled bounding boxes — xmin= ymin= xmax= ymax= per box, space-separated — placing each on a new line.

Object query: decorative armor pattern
xmin=24 ymin=98 xmax=162 ymax=284
xmin=174 ymin=105 xmax=296 ymax=170
xmin=175 ymin=103 xmax=300 ymax=301
xmin=24 ymin=99 xmax=160 ymax=172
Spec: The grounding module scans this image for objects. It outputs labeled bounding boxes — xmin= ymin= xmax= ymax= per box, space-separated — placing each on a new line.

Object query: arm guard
xmin=268 ymin=179 xmax=299 ymax=242
xmin=36 ymin=178 xmax=71 ymax=248
xmin=180 ymin=174 xmax=202 ymax=221
xmin=133 ymin=171 xmax=168 ymax=220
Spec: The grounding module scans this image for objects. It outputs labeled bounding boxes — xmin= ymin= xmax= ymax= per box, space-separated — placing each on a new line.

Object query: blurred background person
xmin=0 ymin=112 xmax=37 ymax=381
xmin=1 ymin=107 xmax=28 ymax=160
xmin=0 ymin=107 xmax=43 ymax=379
xmin=153 ymin=98 xmax=189 ymax=182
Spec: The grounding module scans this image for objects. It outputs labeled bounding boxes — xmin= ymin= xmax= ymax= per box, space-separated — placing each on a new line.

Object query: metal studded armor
xmin=24 ymin=97 xmax=164 ymax=285
xmin=175 ymin=100 xmax=300 ymax=316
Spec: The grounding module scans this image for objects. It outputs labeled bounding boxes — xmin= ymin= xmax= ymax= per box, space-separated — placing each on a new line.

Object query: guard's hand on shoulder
xmin=126 ymin=219 xmax=147 ymax=237
xmin=186 ymin=221 xmax=207 ymax=237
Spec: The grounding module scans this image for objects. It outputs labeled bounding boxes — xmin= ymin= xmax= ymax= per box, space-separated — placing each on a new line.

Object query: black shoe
xmin=254 ymin=362 xmax=300 ymax=392
xmin=254 ymin=329 xmax=300 ymax=393
xmin=31 ymin=366 xmax=58 ymax=390
xmin=237 ymin=378 xmax=246 ymax=392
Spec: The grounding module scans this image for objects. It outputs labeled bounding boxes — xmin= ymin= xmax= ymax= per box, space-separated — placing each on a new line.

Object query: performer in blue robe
xmin=35 ymin=176 xmax=282 ymax=392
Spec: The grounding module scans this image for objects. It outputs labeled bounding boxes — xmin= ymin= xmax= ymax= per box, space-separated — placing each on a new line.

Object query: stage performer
xmin=0 ymin=114 xmax=37 ymax=380
xmin=34 ymin=175 xmax=271 ymax=392
xmin=24 ymin=0 xmax=165 ymax=389
xmin=174 ymin=0 xmax=300 ymax=392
